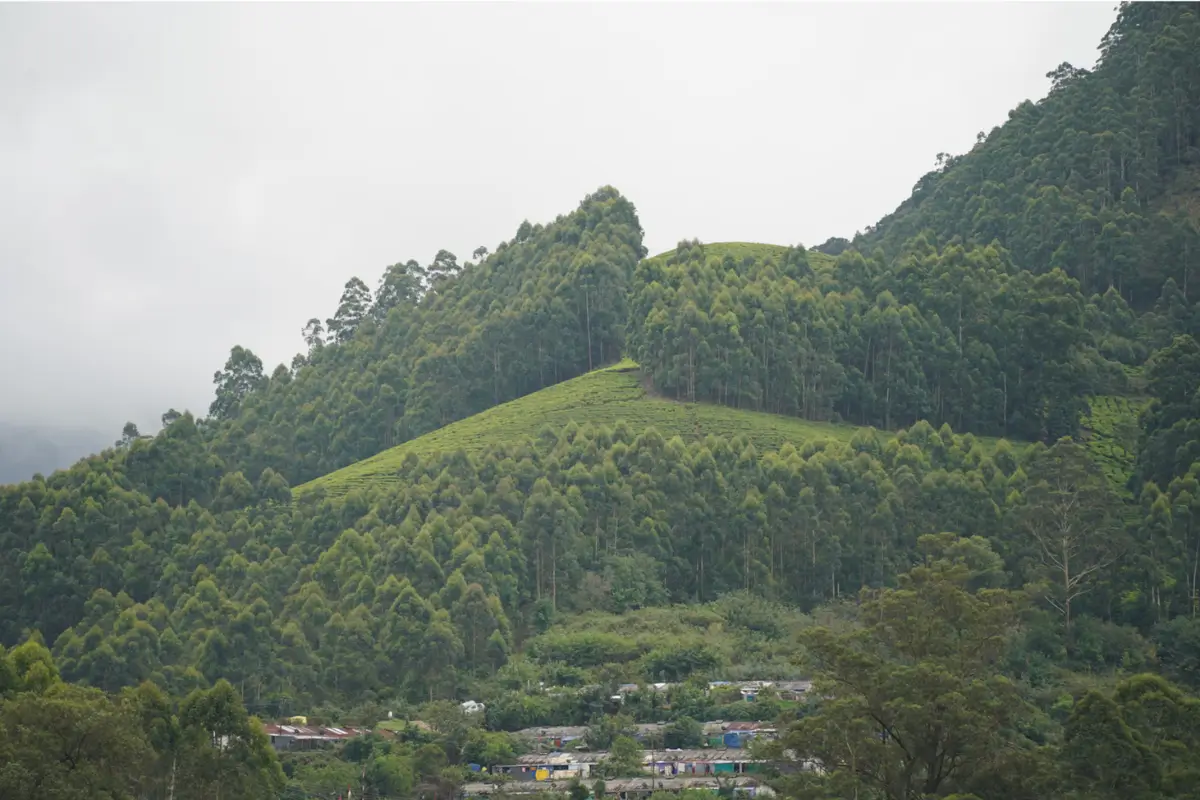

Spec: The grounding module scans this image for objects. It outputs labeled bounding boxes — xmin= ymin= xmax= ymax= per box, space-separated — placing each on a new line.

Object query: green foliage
xmin=1136 ymin=334 xmax=1200 ymax=488
xmin=1015 ymin=439 xmax=1126 ymax=630
xmin=1154 ymin=616 xmax=1200 ymax=690
xmin=0 ymin=640 xmax=285 ymax=800
xmin=662 ymin=716 xmax=703 ymax=748
xmin=628 ymin=237 xmax=1105 ymax=443
xmin=0 ymin=681 xmax=154 ymax=799
xmin=6 ymin=16 xmax=1200 ymax=800
xmin=210 ymin=345 xmax=266 ymax=421
xmin=767 ymin=543 xmax=1032 ymax=800
xmin=641 ymin=644 xmax=721 ymax=683
xmin=605 ymin=555 xmax=668 ymax=613
xmin=1062 ymin=673 xmax=1200 ymax=800
xmin=585 ymin=712 xmax=636 ymax=750
xmin=2 ymin=402 xmax=1154 ymax=710
xmin=529 ymin=632 xmax=644 ymax=668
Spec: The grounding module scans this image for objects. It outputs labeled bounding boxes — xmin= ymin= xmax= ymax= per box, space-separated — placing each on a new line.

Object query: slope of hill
xmin=857 ymin=2 xmax=1200 ymax=308
xmin=296 ymin=359 xmax=875 ymax=498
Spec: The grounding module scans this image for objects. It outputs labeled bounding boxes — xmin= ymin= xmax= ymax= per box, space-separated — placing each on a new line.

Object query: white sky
xmin=0 ymin=1 xmax=1118 ymax=436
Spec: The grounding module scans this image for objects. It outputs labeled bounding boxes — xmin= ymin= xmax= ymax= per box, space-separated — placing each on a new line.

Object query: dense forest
xmin=4 ymin=3 xmax=1200 ymax=799
xmin=859 ymin=2 xmax=1200 ymax=308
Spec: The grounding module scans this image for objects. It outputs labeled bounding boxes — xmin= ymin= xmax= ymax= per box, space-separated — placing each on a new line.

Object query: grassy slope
xmin=297 ymin=360 xmax=880 ymax=498
xmin=644 ymin=241 xmax=838 ymax=273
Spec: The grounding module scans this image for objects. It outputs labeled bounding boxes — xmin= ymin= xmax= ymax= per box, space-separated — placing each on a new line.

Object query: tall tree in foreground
xmin=767 ymin=534 xmax=1043 ymax=800
xmin=176 ymin=679 xmax=285 ymax=800
xmin=0 ymin=681 xmax=152 ymax=799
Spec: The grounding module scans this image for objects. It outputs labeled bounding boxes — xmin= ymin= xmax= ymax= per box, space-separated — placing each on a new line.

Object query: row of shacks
xmin=515 ymin=721 xmax=777 ymax=753
xmin=608 ymin=680 xmax=811 ymax=704
xmin=263 ymin=718 xmax=779 ymax=756
xmin=461 ymin=775 xmax=773 ymax=800
xmin=490 ymin=748 xmax=768 ymax=783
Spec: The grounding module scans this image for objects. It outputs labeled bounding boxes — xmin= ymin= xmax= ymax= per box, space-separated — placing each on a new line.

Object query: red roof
xmin=725 ymin=722 xmax=764 ymax=731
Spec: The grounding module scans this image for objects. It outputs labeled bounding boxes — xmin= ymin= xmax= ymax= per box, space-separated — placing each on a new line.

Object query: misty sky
xmin=0 ymin=2 xmax=1118 ymax=438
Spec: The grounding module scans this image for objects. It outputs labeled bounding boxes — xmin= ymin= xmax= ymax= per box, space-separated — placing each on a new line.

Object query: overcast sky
xmin=0 ymin=1 xmax=1117 ymax=437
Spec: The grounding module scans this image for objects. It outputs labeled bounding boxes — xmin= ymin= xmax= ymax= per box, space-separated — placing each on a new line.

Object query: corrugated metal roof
xmin=264 ymin=723 xmax=371 ymax=740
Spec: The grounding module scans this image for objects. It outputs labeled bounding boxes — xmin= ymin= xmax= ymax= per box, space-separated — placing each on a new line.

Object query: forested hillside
xmin=629 ymin=237 xmax=1124 ymax=441
xmin=6 ymin=4 xmax=1200 ymax=799
xmin=859 ymin=2 xmax=1200 ymax=308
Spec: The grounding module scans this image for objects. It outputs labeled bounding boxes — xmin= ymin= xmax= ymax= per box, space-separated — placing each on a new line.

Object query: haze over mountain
xmin=0 ymin=422 xmax=109 ymax=484
xmin=0 ymin=2 xmax=1116 ymax=442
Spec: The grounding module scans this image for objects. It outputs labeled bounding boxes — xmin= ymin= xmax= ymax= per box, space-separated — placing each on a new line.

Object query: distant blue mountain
xmin=0 ymin=421 xmax=111 ymax=485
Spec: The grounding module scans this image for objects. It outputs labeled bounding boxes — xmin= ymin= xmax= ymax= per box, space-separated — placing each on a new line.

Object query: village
xmin=263 ymin=680 xmax=812 ymax=799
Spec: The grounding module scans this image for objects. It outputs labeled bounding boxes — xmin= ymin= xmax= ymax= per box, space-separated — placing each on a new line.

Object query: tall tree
xmin=767 ymin=536 xmax=1031 ymax=800
xmin=1018 ymin=440 xmax=1125 ymax=631
xmin=209 ymin=346 xmax=265 ymax=421
xmin=374 ymin=260 xmax=424 ymax=320
xmin=302 ymin=317 xmax=325 ymax=353
xmin=427 ymin=249 xmax=461 ymax=292
xmin=326 ymin=277 xmax=372 ymax=344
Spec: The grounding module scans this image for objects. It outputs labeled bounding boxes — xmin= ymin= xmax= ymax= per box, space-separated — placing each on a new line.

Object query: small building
xmin=775 ymin=681 xmax=813 ymax=701
xmin=263 ymin=722 xmax=372 ymax=752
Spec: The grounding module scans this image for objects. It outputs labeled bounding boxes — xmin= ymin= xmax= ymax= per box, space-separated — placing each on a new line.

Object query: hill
xmin=297 ymin=359 xmax=876 ymax=498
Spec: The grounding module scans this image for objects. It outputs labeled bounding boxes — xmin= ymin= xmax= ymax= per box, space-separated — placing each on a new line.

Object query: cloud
xmin=0 ymin=1 xmax=1117 ymax=436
